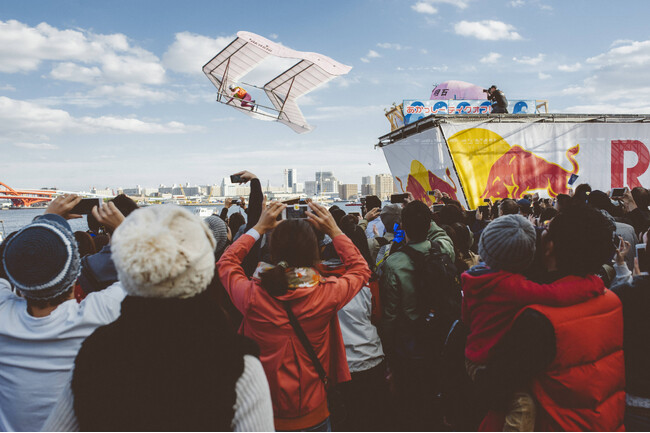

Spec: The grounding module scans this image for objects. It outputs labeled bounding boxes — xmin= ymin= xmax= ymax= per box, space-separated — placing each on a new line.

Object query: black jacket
xmin=72 ymin=291 xmax=258 ymax=431
xmin=612 ymin=275 xmax=650 ymax=398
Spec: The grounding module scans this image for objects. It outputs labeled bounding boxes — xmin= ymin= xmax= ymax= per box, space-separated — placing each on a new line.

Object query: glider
xmin=203 ymin=31 xmax=352 ymax=134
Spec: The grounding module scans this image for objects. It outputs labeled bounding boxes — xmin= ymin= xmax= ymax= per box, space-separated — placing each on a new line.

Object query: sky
xmin=2 ymin=0 xmax=650 ymax=191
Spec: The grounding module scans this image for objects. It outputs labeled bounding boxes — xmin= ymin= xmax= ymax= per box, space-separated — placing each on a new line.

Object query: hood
xmin=252 ymin=261 xmax=324 ymax=301
xmin=461 ymin=265 xmax=514 ymax=299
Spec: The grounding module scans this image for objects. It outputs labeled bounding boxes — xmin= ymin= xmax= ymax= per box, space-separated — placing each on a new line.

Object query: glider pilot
xmin=228 ymin=84 xmax=255 ymax=111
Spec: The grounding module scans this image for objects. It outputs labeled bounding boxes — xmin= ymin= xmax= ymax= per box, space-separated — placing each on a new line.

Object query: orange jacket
xmin=217 ymin=233 xmax=371 ymax=424
xmin=233 ymin=86 xmax=247 ymax=99
xmin=528 ymin=290 xmax=625 ymax=431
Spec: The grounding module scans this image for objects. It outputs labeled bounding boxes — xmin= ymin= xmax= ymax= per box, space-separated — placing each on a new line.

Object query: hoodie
xmin=461 ymin=266 xmax=604 ymax=363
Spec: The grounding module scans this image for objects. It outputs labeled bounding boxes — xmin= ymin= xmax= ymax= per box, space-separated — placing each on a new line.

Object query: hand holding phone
xmin=610 ymin=187 xmax=626 ymax=199
xmin=70 ymin=198 xmax=101 ymax=215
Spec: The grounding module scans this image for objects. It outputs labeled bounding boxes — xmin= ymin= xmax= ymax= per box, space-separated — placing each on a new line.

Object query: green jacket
xmin=379 ymin=221 xmax=454 ymax=356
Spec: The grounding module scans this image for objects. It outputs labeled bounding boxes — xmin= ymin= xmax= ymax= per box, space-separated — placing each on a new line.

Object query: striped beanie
xmin=478 ymin=214 xmax=537 ymax=273
xmin=2 ymin=214 xmax=81 ymax=300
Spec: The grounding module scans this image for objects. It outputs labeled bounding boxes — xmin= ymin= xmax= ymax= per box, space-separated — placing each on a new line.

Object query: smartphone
xmin=611 ymin=187 xmax=626 ymax=199
xmin=349 ymin=212 xmax=361 ymax=218
xmin=568 ymin=174 xmax=579 ymax=186
xmin=230 ymin=174 xmax=243 ymax=183
xmin=432 ymin=204 xmax=444 ymax=212
xmin=478 ymin=205 xmax=490 ymax=218
xmin=427 ymin=191 xmax=436 ymax=196
xmin=282 ymin=204 xmax=309 ymax=219
xmin=483 ymin=198 xmax=491 ymax=203
xmin=637 ymin=243 xmax=649 ymax=273
xmin=71 ymin=198 xmax=100 ymax=215
xmin=390 ymin=193 xmax=409 ymax=204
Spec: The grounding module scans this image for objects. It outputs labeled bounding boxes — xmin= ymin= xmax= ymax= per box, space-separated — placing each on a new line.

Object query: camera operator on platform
xmin=484 ymin=85 xmax=508 ymax=114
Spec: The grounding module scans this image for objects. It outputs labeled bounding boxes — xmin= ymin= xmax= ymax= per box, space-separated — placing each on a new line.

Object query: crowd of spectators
xmin=1 ymin=173 xmax=649 ymax=431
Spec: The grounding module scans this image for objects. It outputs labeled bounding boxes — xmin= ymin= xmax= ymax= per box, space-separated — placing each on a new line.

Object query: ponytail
xmin=260 ymin=262 xmax=290 ymax=297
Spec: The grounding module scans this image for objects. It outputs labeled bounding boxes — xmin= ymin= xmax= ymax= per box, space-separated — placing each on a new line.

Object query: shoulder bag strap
xmin=280 ymin=301 xmax=329 ymax=387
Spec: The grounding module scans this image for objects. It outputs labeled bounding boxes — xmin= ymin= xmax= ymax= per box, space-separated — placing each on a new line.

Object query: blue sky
xmin=2 ymin=0 xmax=650 ymax=191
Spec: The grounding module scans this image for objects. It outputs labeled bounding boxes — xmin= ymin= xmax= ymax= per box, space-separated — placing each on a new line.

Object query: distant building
xmin=305 ymin=181 xmax=317 ymax=196
xmin=292 ymin=182 xmax=304 ymax=194
xmin=375 ymin=174 xmax=395 ymax=200
xmin=338 ymin=184 xmax=358 ymax=200
xmin=361 ymin=176 xmax=372 ymax=185
xmin=361 ymin=183 xmax=376 ymax=196
xmin=284 ymin=168 xmax=298 ymax=192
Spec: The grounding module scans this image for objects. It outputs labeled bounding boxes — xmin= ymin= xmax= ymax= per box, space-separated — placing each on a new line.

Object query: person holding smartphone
xmin=217 ymin=201 xmax=371 ymax=431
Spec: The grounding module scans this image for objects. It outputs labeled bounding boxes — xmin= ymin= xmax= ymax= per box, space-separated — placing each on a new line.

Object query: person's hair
xmin=260 ymin=220 xmax=320 ymax=296
xmin=490 ymin=200 xmax=500 ymax=220
xmin=499 ymin=198 xmax=518 ymax=215
xmin=518 ymin=202 xmax=532 ymax=216
xmin=25 ymin=286 xmax=73 ymax=310
xmin=451 ymin=222 xmax=472 ymax=255
xmin=339 ymin=215 xmax=374 ymax=270
xmin=402 ymin=200 xmax=432 ymax=242
xmin=523 ymin=194 xmax=532 ymax=201
xmin=227 ymin=213 xmax=246 ymax=236
xmin=92 ymin=234 xmax=110 ymax=251
xmin=74 ymin=231 xmax=97 ymax=258
xmin=437 ymin=204 xmax=465 ymax=226
xmin=555 ymin=194 xmax=572 ymax=212
xmin=632 ymin=187 xmax=650 ymax=210
xmin=86 ymin=194 xmax=139 ymax=235
xmin=573 ymin=183 xmax=592 ymax=204
xmin=532 ymin=201 xmax=542 ymax=218
xmin=539 ymin=207 xmax=558 ymax=223
xmin=547 ymin=204 xmax=616 ymax=276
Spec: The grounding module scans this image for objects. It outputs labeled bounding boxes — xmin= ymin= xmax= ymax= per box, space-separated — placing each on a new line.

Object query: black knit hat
xmin=2 ymin=214 xmax=81 ymax=300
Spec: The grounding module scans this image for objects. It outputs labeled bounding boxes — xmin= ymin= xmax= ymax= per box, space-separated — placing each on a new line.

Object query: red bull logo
xmin=396 ymin=160 xmax=458 ymax=205
xmin=481 ymin=144 xmax=580 ymax=200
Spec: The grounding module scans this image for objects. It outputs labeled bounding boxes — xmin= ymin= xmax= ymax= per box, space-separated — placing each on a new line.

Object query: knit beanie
xmin=111 ymin=205 xmax=216 ymax=299
xmin=204 ymin=215 xmax=229 ymax=257
xmin=2 ymin=214 xmax=81 ymax=300
xmin=381 ymin=204 xmax=402 ymax=233
xmin=478 ymin=214 xmax=537 ymax=273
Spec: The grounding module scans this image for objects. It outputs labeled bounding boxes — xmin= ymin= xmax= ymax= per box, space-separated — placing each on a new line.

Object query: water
xmin=0 ymin=202 xmax=363 ymax=238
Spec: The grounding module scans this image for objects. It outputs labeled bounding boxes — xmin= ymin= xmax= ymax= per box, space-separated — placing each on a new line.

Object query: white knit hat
xmin=111 ymin=205 xmax=216 ymax=299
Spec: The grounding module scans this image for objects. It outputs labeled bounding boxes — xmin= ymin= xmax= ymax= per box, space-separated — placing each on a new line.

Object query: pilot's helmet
xmin=228 ymin=84 xmax=235 ymax=90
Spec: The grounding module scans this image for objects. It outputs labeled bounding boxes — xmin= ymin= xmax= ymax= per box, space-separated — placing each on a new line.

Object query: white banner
xmin=382 ymin=127 xmax=467 ymax=207
xmin=382 ymin=121 xmax=650 ymax=209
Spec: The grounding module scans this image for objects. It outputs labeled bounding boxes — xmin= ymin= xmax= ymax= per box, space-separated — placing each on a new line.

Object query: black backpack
xmin=399 ymin=243 xmax=462 ymax=359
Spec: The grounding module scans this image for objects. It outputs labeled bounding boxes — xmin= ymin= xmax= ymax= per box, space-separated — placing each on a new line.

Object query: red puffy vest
xmin=528 ymin=290 xmax=625 ymax=431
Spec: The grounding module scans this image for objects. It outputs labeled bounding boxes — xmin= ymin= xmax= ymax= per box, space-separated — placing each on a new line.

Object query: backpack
xmin=398 ymin=243 xmax=462 ymax=360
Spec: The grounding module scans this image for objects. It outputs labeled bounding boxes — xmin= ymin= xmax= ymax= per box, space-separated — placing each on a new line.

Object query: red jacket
xmin=462 ymin=268 xmax=604 ymax=363
xmin=217 ymin=233 xmax=371 ymax=424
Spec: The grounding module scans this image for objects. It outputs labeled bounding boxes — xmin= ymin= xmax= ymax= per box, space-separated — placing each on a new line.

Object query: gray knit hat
xmin=381 ymin=204 xmax=402 ymax=233
xmin=2 ymin=214 xmax=81 ymax=300
xmin=478 ymin=214 xmax=537 ymax=272
xmin=204 ymin=215 xmax=228 ymax=257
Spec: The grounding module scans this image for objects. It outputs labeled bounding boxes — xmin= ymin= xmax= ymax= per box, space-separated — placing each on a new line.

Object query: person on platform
xmin=228 ymin=84 xmax=256 ymax=111
xmin=485 ymin=85 xmax=508 ymax=114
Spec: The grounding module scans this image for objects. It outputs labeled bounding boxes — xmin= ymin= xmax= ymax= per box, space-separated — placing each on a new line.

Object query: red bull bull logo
xmin=396 ymin=160 xmax=458 ymax=205
xmin=481 ymin=145 xmax=579 ymax=200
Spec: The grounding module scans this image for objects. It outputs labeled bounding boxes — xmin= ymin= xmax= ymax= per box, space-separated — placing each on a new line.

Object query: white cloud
xmin=163 ymin=32 xmax=234 ymax=75
xmin=480 ymin=52 xmax=502 ymax=64
xmin=377 ymin=42 xmax=406 ymax=50
xmin=360 ymin=50 xmax=381 ymax=63
xmin=558 ymin=62 xmax=582 ymax=72
xmin=454 ymin=20 xmax=522 ymax=41
xmin=0 ymin=96 xmax=198 ymax=143
xmin=0 ymin=19 xmax=165 ymax=85
xmin=513 ymin=53 xmax=544 ymax=65
xmin=411 ymin=2 xmax=438 ymax=14
xmin=269 ymin=33 xmax=279 ymax=40
xmin=509 ymin=0 xmax=525 ymax=6
xmin=538 ymin=72 xmax=551 ymax=80
xmin=561 ymin=40 xmax=650 ymax=104
xmin=13 ymin=142 xmax=59 ymax=150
